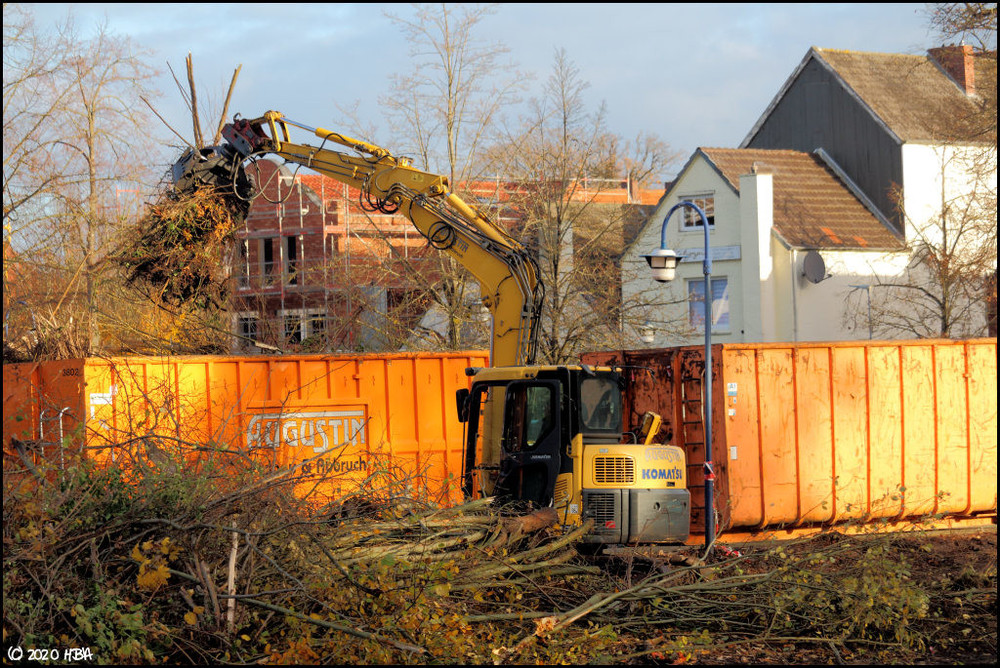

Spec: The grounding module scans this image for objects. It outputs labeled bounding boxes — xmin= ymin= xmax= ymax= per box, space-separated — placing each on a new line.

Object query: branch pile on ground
xmin=2 ymin=444 xmax=605 ymax=664
xmin=115 ymin=186 xmax=244 ymax=309
xmin=493 ymin=527 xmax=996 ymax=664
xmin=3 ymin=441 xmax=995 ymax=665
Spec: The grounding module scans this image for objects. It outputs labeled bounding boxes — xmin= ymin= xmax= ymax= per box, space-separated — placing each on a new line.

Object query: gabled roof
xmin=698 ymin=147 xmax=903 ymax=250
xmin=743 ymin=47 xmax=997 ymax=146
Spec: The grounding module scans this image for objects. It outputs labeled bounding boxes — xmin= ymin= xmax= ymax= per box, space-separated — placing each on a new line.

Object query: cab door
xmin=494 ymin=380 xmax=562 ymax=508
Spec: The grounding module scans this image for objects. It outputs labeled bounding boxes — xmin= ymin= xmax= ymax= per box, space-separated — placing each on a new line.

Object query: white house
xmin=623 ymin=147 xmax=908 ymax=345
xmin=625 ymin=45 xmax=996 ymax=346
xmin=742 ymin=46 xmax=997 ymax=339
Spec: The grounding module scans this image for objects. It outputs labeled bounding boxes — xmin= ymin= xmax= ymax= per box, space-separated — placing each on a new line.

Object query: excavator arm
xmin=181 ymin=110 xmax=542 ymax=366
xmin=171 ymin=113 xmax=690 ymax=545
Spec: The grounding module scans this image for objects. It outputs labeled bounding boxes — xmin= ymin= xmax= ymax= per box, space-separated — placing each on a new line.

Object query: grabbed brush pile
xmin=116 ymin=185 xmax=246 ymax=309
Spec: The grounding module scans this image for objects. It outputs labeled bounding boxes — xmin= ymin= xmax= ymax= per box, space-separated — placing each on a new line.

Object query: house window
xmin=261 ymin=238 xmax=276 ymax=285
xmin=286 ymin=235 xmax=299 ymax=286
xmin=279 ymin=310 xmax=327 ymax=347
xmin=237 ymin=315 xmax=258 ymax=347
xmin=306 ymin=312 xmax=327 ymax=340
xmin=283 ymin=314 xmax=302 ymax=345
xmin=680 ymin=195 xmax=715 ymax=229
xmin=238 ymin=240 xmax=249 ymax=288
xmin=688 ymin=277 xmax=729 ymax=331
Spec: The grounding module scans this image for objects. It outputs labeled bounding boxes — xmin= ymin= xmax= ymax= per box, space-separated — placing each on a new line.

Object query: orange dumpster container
xmin=3 ymin=351 xmax=488 ymax=506
xmin=582 ymin=339 xmax=997 ymax=537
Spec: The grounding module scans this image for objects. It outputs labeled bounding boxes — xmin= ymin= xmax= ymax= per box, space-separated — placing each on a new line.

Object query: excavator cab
xmin=459 ymin=370 xmax=572 ymax=508
xmin=459 ymin=367 xmax=622 ymax=507
xmin=459 ymin=366 xmax=690 ymax=544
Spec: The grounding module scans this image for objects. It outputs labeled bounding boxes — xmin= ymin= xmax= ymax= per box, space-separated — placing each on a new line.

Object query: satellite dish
xmin=802 ymin=250 xmax=827 ymax=284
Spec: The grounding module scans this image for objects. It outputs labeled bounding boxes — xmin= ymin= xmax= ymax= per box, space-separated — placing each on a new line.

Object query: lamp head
xmin=642 ymin=248 xmax=682 ymax=282
xmin=639 ymin=321 xmax=655 ymax=344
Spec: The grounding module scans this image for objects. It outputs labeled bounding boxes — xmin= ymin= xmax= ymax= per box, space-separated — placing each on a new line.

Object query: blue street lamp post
xmin=641 ymin=201 xmax=716 ymax=553
xmin=849 ymin=284 xmax=874 ymax=339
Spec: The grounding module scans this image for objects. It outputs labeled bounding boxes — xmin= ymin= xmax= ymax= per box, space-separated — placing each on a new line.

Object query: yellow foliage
xmin=131 ymin=537 xmax=181 ymax=590
xmin=137 ymin=562 xmax=170 ymax=590
xmin=184 ymin=605 xmax=205 ymax=626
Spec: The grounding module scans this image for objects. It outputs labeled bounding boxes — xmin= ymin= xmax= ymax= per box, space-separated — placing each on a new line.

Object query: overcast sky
xmin=28 ymin=3 xmax=941 ymax=180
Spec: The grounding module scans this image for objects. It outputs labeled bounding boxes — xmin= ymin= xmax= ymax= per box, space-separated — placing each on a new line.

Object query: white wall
xmin=890 ymin=142 xmax=996 ymax=337
xmin=789 ymin=247 xmax=912 ymax=341
xmin=901 ymin=143 xmax=997 ymax=252
xmin=739 ymin=172 xmax=775 ymax=341
xmin=623 ymin=154 xmax=746 ymax=347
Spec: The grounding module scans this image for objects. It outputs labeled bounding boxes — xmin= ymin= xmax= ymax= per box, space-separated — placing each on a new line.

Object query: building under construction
xmin=231 ymin=159 xmax=664 ymax=354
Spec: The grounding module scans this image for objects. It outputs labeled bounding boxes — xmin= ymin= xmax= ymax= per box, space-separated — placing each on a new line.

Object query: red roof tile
xmin=699 ymin=148 xmax=903 ymax=250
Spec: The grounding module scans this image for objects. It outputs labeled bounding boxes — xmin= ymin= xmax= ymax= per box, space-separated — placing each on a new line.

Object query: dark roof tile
xmin=814 ymin=48 xmax=997 ymax=143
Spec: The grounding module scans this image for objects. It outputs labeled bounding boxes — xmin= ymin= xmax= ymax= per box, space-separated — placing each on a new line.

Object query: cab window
xmin=579 ymin=376 xmax=621 ymax=432
xmin=504 ymin=383 xmax=555 ymax=452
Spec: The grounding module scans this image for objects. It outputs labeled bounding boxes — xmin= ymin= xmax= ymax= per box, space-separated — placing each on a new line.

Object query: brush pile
xmin=116 ymin=55 xmax=249 ymax=311
xmin=3 ymin=441 xmax=995 ymax=665
xmin=1 ymin=446 xmax=604 ymax=663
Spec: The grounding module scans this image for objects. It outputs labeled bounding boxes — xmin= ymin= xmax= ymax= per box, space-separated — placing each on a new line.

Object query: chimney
xmin=929 ymin=44 xmax=975 ymax=95
xmin=739 ymin=170 xmax=776 ymax=341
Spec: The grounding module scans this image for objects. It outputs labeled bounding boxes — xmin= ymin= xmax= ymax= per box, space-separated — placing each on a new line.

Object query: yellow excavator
xmin=172 ymin=110 xmax=690 ymax=545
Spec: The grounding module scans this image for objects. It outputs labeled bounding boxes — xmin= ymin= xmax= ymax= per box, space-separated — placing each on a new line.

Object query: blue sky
xmin=28 ymin=3 xmax=939 ymax=180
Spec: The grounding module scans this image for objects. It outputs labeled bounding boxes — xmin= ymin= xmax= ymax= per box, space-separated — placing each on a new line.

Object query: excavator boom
xmin=174 ymin=110 xmax=543 ymax=366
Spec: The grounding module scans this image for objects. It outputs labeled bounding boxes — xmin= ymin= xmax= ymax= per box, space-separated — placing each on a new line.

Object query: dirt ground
xmin=657 ymin=524 xmax=998 ymax=665
xmin=896 ymin=525 xmax=998 ymax=666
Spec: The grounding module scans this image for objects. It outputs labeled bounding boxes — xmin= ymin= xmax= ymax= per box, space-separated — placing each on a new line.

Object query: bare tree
xmin=850 ymin=8 xmax=997 ymax=339
xmin=382 ymin=3 xmax=525 ymax=183
xmin=490 ymin=49 xmax=682 ymax=364
xmin=378 ymin=3 xmax=529 ymax=352
xmin=927 ymin=2 xmax=998 ymax=51
xmin=3 ymin=6 xmax=159 ymax=358
xmin=58 ymin=24 xmax=157 ymax=349
xmin=3 ymin=6 xmax=73 ymax=248
xmin=852 ymin=150 xmax=997 ymax=339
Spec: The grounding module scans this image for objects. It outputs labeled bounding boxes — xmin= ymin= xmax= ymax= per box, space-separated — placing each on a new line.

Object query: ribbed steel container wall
xmin=581 ymin=339 xmax=997 ymax=535
xmin=3 ymin=352 xmax=488 ymax=505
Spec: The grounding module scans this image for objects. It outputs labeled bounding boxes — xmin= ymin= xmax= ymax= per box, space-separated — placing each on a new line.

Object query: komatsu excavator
xmin=173 ymin=111 xmax=690 ymax=545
